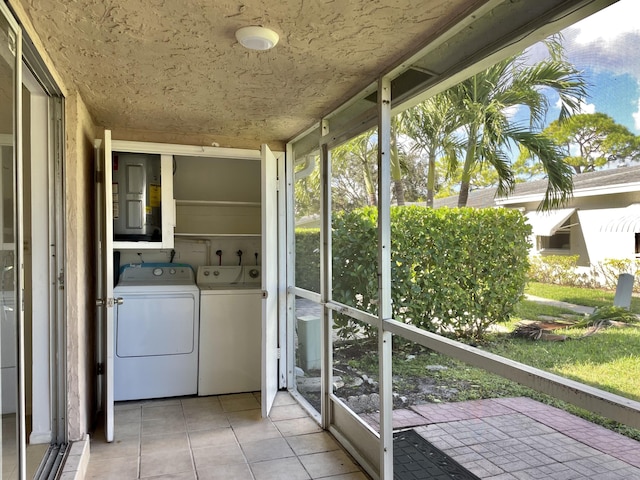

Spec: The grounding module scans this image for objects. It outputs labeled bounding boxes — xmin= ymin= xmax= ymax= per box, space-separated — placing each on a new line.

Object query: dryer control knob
xmin=204 ymin=270 xmax=210 ymax=276
xmin=169 ymin=268 xmax=176 ymax=275
xmin=153 ymin=268 xmax=163 ymax=276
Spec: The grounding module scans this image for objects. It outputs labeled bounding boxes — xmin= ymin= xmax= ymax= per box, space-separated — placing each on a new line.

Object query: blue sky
xmin=546 ymin=0 xmax=640 ymax=133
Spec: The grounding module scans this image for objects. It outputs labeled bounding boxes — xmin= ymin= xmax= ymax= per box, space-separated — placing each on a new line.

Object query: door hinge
xmin=277 ymin=348 xmax=281 ymax=359
xmin=96 ymin=170 xmax=104 ymax=184
xmin=97 ymin=363 xmax=104 ymax=375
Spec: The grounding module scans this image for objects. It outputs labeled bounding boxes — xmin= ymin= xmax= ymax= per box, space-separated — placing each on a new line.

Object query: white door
xmin=261 ymin=144 xmax=279 ymax=417
xmin=95 ymin=129 xmax=115 ymax=441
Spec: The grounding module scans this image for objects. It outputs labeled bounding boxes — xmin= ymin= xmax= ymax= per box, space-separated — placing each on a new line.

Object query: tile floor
xmin=88 ymin=393 xmax=640 ymax=480
xmin=87 ymin=391 xmax=371 ymax=480
xmin=2 ymin=414 xmax=50 ymax=479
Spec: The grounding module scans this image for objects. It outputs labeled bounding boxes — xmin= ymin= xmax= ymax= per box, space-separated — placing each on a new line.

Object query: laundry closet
xmin=96 ymin=131 xmax=280 ymax=441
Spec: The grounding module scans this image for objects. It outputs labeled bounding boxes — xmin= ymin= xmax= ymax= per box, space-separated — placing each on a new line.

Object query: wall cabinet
xmin=103 ymin=137 xmax=263 ymax=248
xmin=173 ymin=154 xmax=261 ymax=237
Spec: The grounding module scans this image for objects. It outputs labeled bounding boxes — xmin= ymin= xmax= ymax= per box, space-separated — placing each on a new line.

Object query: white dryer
xmin=114 ymin=263 xmax=200 ymax=401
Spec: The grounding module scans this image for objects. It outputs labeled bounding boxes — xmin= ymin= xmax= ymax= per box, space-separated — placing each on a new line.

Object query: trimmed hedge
xmin=297 ymin=206 xmax=531 ymax=339
xmin=295 ymin=228 xmax=321 ymax=293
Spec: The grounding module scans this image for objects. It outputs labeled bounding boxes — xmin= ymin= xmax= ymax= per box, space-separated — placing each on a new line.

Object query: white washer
xmin=197 ymin=266 xmax=261 ymax=396
xmin=114 ymin=263 xmax=200 ymax=401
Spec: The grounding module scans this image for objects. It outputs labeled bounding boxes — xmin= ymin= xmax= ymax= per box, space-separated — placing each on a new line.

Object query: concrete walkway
xmin=524 ymin=294 xmax=596 ymax=315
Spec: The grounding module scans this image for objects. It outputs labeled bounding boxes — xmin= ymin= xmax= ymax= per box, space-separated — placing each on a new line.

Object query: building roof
xmin=433 ymin=164 xmax=640 ymax=209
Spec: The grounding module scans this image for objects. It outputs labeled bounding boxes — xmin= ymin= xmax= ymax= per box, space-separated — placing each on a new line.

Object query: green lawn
xmin=340 ymin=283 xmax=640 ymax=440
xmin=525 ymin=281 xmax=640 ymax=313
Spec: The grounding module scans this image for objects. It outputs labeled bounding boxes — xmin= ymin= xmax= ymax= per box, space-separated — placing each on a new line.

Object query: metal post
xmin=377 ymin=76 xmax=393 ymax=479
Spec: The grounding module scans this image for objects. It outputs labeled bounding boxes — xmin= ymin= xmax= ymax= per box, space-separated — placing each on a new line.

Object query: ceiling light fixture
xmin=235 ymin=26 xmax=279 ymax=51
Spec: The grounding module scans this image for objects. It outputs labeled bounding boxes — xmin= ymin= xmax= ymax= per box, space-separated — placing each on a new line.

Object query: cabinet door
xmin=261 ymin=144 xmax=279 ymax=417
xmin=111 ymin=141 xmax=175 ymax=249
xmin=96 ymin=129 xmax=115 ymax=442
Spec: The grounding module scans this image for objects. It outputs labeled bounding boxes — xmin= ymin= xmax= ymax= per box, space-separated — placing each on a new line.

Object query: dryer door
xmin=115 ymin=293 xmax=196 ymax=357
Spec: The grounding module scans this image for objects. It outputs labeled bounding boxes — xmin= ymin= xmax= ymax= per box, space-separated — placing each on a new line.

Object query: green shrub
xmin=592 ymin=258 xmax=640 ymax=290
xmin=294 ymin=228 xmax=321 ymax=293
xmin=528 ymin=255 xmax=582 ymax=285
xmin=331 ymin=206 xmax=531 ymax=339
xmin=530 ymin=256 xmax=640 ymax=292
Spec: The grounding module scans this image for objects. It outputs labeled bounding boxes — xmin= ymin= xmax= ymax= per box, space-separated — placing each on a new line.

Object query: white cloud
xmin=571 ymin=0 xmax=640 ymax=45
xmin=563 ymin=0 xmax=640 ymax=80
xmin=578 ymin=101 xmax=596 ymax=114
xmin=555 ymin=97 xmax=595 ymax=114
xmin=502 ymin=105 xmax=519 ymax=119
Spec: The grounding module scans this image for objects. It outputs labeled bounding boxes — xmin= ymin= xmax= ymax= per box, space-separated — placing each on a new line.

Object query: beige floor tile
xmin=286 ymin=432 xmax=340 ymax=456
xmin=242 ymin=437 xmax=295 ymax=463
xmin=269 ymin=403 xmax=309 ymax=421
xmin=197 ymin=463 xmax=254 ymax=480
xmin=274 ymin=417 xmax=322 ymax=437
xmin=143 ymin=404 xmax=184 ymax=420
xmin=233 ymin=421 xmax=282 ymax=444
xmin=181 ymin=396 xmax=223 ymax=411
xmin=142 ymin=398 xmax=182 ymax=407
xmin=89 ymin=437 xmax=140 ymax=460
xmin=115 ymin=408 xmax=143 ymax=424
xmin=142 ymin=417 xmax=187 ymax=436
xmin=141 ymin=432 xmax=190 ymax=455
xmin=220 ymin=393 xmax=261 ymax=412
xmin=226 ymin=408 xmax=263 ymax=427
xmin=85 ymin=455 xmax=139 ymax=480
xmin=298 ymin=450 xmax=360 ymax=478
xmin=273 ymin=392 xmax=297 ymax=406
xmin=114 ymin=422 xmax=143 ymax=439
xmin=188 ymin=427 xmax=237 ymax=449
xmin=183 ymin=409 xmax=229 ymax=429
xmin=191 ymin=443 xmax=247 ymax=469
xmin=139 ymin=449 xmax=194 ymax=478
xmin=115 ymin=401 xmax=144 ymax=411
xmin=250 ymin=456 xmax=310 ymax=480
xmin=318 ymin=473 xmax=371 ymax=480
xmin=140 ymin=472 xmax=196 ymax=480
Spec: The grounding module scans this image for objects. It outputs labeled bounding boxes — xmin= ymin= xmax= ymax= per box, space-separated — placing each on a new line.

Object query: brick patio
xmin=360 ymin=397 xmax=640 ymax=479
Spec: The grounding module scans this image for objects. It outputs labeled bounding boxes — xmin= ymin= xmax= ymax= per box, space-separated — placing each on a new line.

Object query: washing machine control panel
xmin=196 ymin=266 xmax=261 ymax=288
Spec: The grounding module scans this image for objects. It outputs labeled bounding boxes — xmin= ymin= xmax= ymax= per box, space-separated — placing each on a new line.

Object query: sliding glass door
xmin=0 ymin=4 xmax=21 ymax=478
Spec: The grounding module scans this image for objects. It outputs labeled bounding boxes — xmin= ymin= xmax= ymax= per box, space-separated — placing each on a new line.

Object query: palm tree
xmin=400 ymin=95 xmax=463 ymax=207
xmin=444 ymin=39 xmax=587 ymax=210
xmin=390 ymin=118 xmax=406 ymax=205
xmin=332 ymin=131 xmax=378 ymax=208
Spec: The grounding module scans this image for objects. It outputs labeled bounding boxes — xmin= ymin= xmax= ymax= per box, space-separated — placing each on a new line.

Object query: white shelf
xmin=175 ymin=200 xmax=260 ymax=207
xmin=174 ymin=233 xmax=261 ymax=238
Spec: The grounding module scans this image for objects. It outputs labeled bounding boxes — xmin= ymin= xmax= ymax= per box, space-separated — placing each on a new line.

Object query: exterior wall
xmin=65 ymin=92 xmax=98 ymax=440
xmin=510 ymin=191 xmax=640 ymax=268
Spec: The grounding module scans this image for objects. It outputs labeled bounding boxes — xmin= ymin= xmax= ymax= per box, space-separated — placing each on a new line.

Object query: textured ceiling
xmin=14 ymin=0 xmax=484 ymax=145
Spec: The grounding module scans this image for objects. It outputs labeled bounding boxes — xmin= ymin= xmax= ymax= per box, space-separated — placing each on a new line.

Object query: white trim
xmin=111 ymin=139 xmax=260 ymax=160
xmin=497 ymin=182 xmax=640 ymax=206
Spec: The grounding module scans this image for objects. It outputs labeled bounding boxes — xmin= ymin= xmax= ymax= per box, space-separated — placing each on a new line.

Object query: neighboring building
xmin=433 ymin=165 xmax=640 ymax=266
